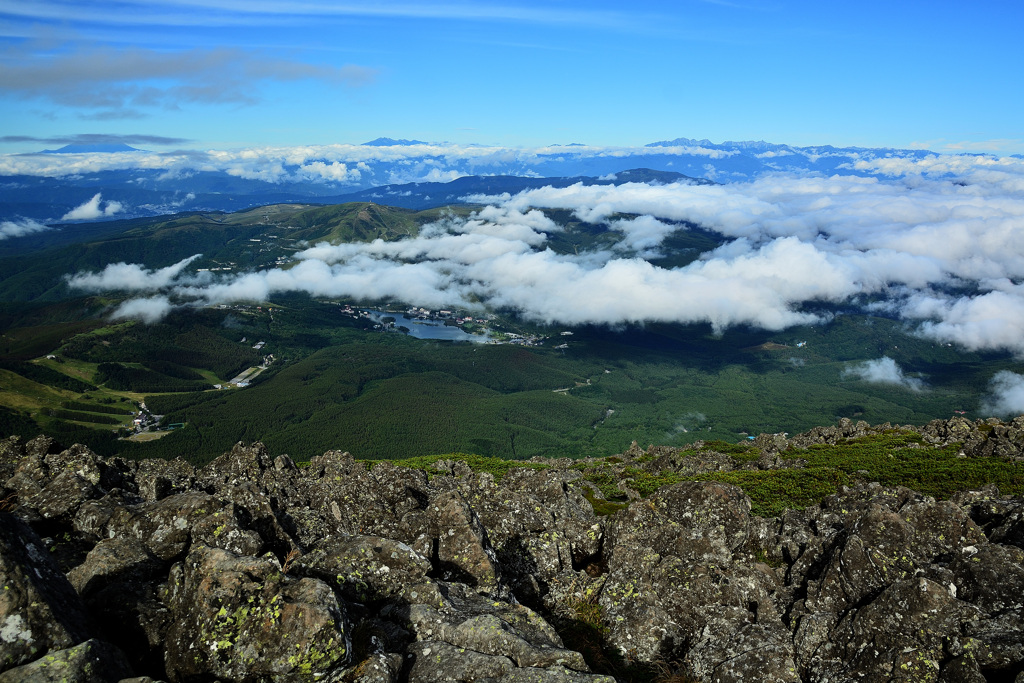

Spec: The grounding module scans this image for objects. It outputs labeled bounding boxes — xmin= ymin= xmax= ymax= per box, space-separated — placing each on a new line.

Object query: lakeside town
xmin=338 ymin=304 xmax=567 ymax=347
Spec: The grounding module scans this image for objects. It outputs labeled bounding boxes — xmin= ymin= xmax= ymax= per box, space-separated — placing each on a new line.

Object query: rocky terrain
xmin=1 ymin=416 xmax=1023 ymax=682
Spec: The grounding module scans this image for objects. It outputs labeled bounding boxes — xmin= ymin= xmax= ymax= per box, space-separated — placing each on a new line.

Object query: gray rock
xmin=344 ymin=652 xmax=403 ymax=682
xmin=407 ymin=640 xmax=515 ymax=682
xmin=65 ymin=537 xmax=170 ymax=675
xmin=0 ymin=639 xmax=132 ymax=683
xmin=163 ymin=545 xmax=350 ymax=682
xmin=292 ymin=534 xmax=431 ymax=602
xmin=828 ymin=578 xmax=981 ymax=682
xmin=134 ymin=459 xmax=194 ymax=502
xmin=498 ymin=665 xmax=616 ymax=682
xmin=0 ymin=513 xmax=92 ymax=672
xmin=427 ymin=491 xmax=499 ymax=588
xmin=599 ymin=481 xmax=767 ymax=664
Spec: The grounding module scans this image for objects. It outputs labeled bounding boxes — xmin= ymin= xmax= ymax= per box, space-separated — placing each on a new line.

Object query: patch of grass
xmin=795 ymin=434 xmax=1024 ymax=500
xmin=693 ymin=468 xmax=851 ymax=517
xmin=375 ymin=452 xmax=551 ymax=481
xmin=581 ymin=489 xmax=628 ymax=516
xmin=666 ymin=433 xmax=1024 ymax=517
xmin=571 ymin=465 xmax=628 ymax=501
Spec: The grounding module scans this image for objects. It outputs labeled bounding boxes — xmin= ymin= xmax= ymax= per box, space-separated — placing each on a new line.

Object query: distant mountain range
xmin=0 ymin=136 xmax=954 ymax=225
xmin=39 ymin=143 xmax=142 ymax=154
xmin=0 ymin=166 xmax=711 ymax=226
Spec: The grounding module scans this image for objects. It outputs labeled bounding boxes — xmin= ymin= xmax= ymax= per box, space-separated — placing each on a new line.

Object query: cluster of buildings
xmin=334 ymin=303 xmax=577 ymax=348
xmin=404 ymin=307 xmax=487 ymax=325
xmin=491 ymin=332 xmax=547 ymax=347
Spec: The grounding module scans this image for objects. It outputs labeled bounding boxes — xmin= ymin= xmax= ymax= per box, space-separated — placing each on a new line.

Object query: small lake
xmin=366 ymin=311 xmax=490 ymax=342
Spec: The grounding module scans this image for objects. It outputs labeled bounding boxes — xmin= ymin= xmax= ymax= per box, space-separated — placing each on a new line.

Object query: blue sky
xmin=1 ymin=0 xmax=1022 ymax=154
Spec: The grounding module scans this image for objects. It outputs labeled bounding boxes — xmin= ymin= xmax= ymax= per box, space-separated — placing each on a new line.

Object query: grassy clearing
xmin=0 ymin=368 xmax=74 ymax=412
xmin=126 ymin=430 xmax=175 ymax=442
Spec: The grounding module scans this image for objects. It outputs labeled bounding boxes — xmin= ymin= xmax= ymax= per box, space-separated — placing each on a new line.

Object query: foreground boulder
xmin=0 ymin=639 xmax=133 ymax=683
xmin=0 ymin=513 xmax=93 ymax=671
xmin=164 ymin=544 xmax=350 ymax=682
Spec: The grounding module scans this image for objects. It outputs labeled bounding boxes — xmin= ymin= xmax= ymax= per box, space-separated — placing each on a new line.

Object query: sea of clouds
xmin=58 ymin=149 xmax=1024 ymax=414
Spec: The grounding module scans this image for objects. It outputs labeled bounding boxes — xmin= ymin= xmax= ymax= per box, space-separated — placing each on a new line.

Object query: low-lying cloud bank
xmin=0 ymin=218 xmax=51 ymax=240
xmin=66 ymin=160 xmax=1024 ymax=362
xmin=12 ymin=137 xmax=1022 ymax=188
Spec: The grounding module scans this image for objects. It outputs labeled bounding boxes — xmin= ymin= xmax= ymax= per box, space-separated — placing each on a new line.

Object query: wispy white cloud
xmin=0 ymin=0 xmax=650 ymax=31
xmin=909 ymin=139 xmax=1024 ymax=155
xmin=110 ymin=295 xmax=175 ymax=323
xmin=0 ymin=218 xmax=52 ymax=240
xmin=61 ymin=193 xmax=124 ymax=220
xmin=841 ymin=357 xmax=925 ymax=392
xmin=980 ymin=371 xmax=1024 ymax=417
xmin=0 ymin=44 xmax=376 ymax=117
xmin=66 ymin=254 xmax=203 ymax=290
xmin=0 ymin=133 xmax=190 ymax=147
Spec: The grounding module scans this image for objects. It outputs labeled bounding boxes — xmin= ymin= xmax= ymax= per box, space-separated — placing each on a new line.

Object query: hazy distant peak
xmin=362 ymin=137 xmax=428 ymax=146
xmin=646 ymin=137 xmax=715 ymax=148
xmin=41 ymin=143 xmax=142 ymax=154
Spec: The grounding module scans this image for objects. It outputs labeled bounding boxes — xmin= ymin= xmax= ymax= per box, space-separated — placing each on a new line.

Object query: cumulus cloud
xmin=980 ymin=371 xmax=1024 ymax=418
xmin=0 ymin=218 xmax=51 ymax=240
xmin=905 ymin=286 xmax=1024 ymax=355
xmin=61 ymin=193 xmax=124 ymax=220
xmin=297 ymin=161 xmax=361 ymax=183
xmin=66 ymin=255 xmax=203 ymax=291
xmin=110 ymin=296 xmax=175 ymax=324
xmin=607 ymin=215 xmax=678 ymax=256
xmin=841 ymin=357 xmax=925 ymax=392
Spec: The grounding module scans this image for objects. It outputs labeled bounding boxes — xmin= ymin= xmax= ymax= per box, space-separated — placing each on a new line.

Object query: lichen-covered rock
xmin=292 ymin=534 xmax=431 ymax=602
xmin=957 ymin=489 xmax=1024 ymax=549
xmin=134 ymin=458 xmax=195 ymax=502
xmin=196 ymin=442 xmax=301 ymax=560
xmin=426 ymin=491 xmax=499 ymax=588
xmin=407 ymin=640 xmax=515 ymax=682
xmin=497 ymin=666 xmax=616 ymax=683
xmin=299 ymin=455 xmax=431 ymax=546
xmin=605 ymin=481 xmax=751 ymax=569
xmin=67 ymin=536 xmax=163 ymax=597
xmin=7 ymin=445 xmax=134 ymax=523
xmin=65 ymin=537 xmax=171 ymax=675
xmin=0 ymin=638 xmax=133 ymax=683
xmin=685 ymin=620 xmax=800 ymax=682
xmin=464 ymin=468 xmax=603 ymax=600
xmin=3 ymin=428 xmax=1024 ymax=682
xmin=164 ymin=544 xmax=350 ymax=682
xmin=391 ymin=579 xmax=592 ymax=679
xmin=597 ymin=482 xmax=797 ymax=669
xmin=104 ymin=491 xmax=271 ymax=562
xmin=827 ymin=578 xmax=981 ymax=682
xmin=0 ymin=513 xmax=93 ymax=672
xmin=344 ymin=651 xmax=404 ymax=682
